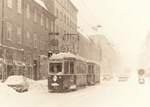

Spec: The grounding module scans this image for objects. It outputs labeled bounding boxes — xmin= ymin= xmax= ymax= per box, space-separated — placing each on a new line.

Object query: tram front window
xmin=49 ymin=63 xmax=62 ymax=74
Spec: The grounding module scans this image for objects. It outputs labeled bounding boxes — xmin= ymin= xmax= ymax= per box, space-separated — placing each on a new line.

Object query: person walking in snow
xmin=138 ymin=69 xmax=145 ymax=84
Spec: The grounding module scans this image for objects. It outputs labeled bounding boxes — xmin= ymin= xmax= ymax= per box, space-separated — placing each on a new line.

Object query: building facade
xmin=0 ymin=0 xmax=55 ymax=80
xmin=47 ymin=0 xmax=79 ymax=54
xmin=89 ymin=34 xmax=120 ymax=79
xmin=78 ymin=33 xmax=101 ymax=62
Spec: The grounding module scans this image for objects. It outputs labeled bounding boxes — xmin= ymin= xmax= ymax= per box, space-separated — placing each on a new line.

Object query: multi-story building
xmin=89 ymin=34 xmax=120 ymax=79
xmin=78 ymin=33 xmax=101 ymax=62
xmin=0 ymin=0 xmax=55 ymax=80
xmin=46 ymin=0 xmax=79 ymax=54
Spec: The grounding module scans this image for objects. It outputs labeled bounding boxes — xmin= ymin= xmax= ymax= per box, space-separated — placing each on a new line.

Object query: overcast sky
xmin=71 ymin=0 xmax=150 ymax=69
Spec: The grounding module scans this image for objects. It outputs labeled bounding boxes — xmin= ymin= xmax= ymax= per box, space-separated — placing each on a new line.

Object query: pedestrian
xmin=138 ymin=69 xmax=145 ymax=84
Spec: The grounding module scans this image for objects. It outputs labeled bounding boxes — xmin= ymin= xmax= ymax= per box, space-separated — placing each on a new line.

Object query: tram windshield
xmin=49 ymin=63 xmax=62 ymax=74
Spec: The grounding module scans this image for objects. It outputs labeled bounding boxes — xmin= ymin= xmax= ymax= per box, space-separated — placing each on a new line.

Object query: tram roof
xmin=49 ymin=52 xmax=86 ymax=61
xmin=86 ymin=60 xmax=100 ymax=65
xmin=49 ymin=52 xmax=101 ymax=65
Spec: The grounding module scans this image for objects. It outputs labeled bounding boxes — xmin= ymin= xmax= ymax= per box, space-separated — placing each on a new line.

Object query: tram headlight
xmin=53 ymin=75 xmax=57 ymax=82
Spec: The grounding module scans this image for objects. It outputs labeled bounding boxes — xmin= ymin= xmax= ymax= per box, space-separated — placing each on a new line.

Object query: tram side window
xmin=76 ymin=63 xmax=79 ymax=74
xmin=92 ymin=65 xmax=94 ymax=74
xmin=83 ymin=64 xmax=86 ymax=74
xmin=79 ymin=63 xmax=82 ymax=74
xmin=70 ymin=62 xmax=74 ymax=74
xmin=88 ymin=65 xmax=90 ymax=73
xmin=49 ymin=63 xmax=62 ymax=74
xmin=64 ymin=61 xmax=69 ymax=74
xmin=79 ymin=63 xmax=84 ymax=74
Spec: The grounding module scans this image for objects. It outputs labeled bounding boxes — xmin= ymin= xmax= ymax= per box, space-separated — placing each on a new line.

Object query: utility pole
xmin=1 ymin=0 xmax=4 ymax=45
xmin=1 ymin=0 xmax=4 ymax=81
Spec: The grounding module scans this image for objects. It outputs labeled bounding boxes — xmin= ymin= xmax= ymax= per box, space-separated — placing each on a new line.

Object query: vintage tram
xmin=48 ymin=53 xmax=100 ymax=92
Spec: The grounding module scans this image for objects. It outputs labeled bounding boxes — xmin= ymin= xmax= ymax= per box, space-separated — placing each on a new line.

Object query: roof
xmin=49 ymin=52 xmax=100 ymax=65
xmin=34 ymin=0 xmax=48 ymax=11
xmin=86 ymin=60 xmax=100 ymax=66
xmin=50 ymin=52 xmax=87 ymax=61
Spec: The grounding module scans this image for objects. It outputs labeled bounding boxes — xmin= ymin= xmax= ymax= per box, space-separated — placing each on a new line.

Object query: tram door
xmin=70 ymin=61 xmax=76 ymax=84
xmin=33 ymin=60 xmax=38 ymax=80
xmin=7 ymin=65 xmax=14 ymax=77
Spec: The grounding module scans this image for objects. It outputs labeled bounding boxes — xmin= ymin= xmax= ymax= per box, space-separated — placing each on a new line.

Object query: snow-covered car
xmin=118 ymin=75 xmax=129 ymax=82
xmin=5 ymin=75 xmax=29 ymax=93
xmin=103 ymin=74 xmax=112 ymax=81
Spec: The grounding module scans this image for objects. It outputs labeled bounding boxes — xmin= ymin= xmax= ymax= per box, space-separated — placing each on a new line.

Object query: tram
xmin=48 ymin=53 xmax=100 ymax=92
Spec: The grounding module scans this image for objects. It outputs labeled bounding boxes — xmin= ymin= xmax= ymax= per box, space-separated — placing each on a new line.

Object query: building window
xmin=50 ymin=21 xmax=53 ymax=32
xmin=34 ymin=9 xmax=37 ymax=22
xmin=26 ymin=4 xmax=30 ymax=19
xmin=40 ymin=41 xmax=46 ymax=51
xmin=6 ymin=22 xmax=12 ymax=41
xmin=33 ymin=33 xmax=38 ymax=48
xmin=26 ymin=55 xmax=31 ymax=64
xmin=46 ymin=17 xmax=49 ymax=29
xmin=26 ymin=31 xmax=30 ymax=39
xmin=17 ymin=0 xmax=22 ymax=13
xmin=56 ymin=9 xmax=59 ymax=17
xmin=17 ymin=27 xmax=22 ymax=44
xmin=26 ymin=31 xmax=31 ymax=46
xmin=41 ymin=14 xmax=44 ymax=26
xmin=7 ymin=0 xmax=13 ymax=8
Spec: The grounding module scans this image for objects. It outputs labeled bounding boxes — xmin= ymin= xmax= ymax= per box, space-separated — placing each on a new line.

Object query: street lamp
xmin=91 ymin=25 xmax=103 ymax=62
xmin=91 ymin=25 xmax=102 ymax=32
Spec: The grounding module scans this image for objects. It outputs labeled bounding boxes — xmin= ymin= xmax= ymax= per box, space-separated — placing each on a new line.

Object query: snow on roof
xmin=5 ymin=75 xmax=27 ymax=85
xmin=50 ymin=52 xmax=87 ymax=61
xmin=86 ymin=60 xmax=101 ymax=65
xmin=50 ymin=52 xmax=100 ymax=65
xmin=34 ymin=0 xmax=48 ymax=11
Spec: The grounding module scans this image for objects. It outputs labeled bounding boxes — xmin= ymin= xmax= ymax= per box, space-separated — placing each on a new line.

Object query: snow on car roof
xmin=34 ymin=0 xmax=48 ymax=11
xmin=5 ymin=75 xmax=27 ymax=85
xmin=50 ymin=52 xmax=87 ymax=61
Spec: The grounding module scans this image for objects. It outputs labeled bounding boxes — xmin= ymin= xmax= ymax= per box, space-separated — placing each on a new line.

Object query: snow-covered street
xmin=0 ymin=75 xmax=150 ymax=107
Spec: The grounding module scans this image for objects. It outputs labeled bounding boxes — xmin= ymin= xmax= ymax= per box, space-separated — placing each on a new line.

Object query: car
xmin=103 ymin=74 xmax=112 ymax=81
xmin=118 ymin=75 xmax=129 ymax=82
xmin=5 ymin=75 xmax=29 ymax=93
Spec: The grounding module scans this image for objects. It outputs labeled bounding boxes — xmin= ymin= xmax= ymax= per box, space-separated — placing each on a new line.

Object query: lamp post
xmin=91 ymin=25 xmax=102 ymax=62
xmin=1 ymin=0 xmax=4 ymax=45
xmin=1 ymin=0 xmax=4 ymax=81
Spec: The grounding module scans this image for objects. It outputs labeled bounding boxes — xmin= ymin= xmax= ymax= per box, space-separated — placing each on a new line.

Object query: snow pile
xmin=4 ymin=75 xmax=48 ymax=94
xmin=5 ymin=75 xmax=27 ymax=85
xmin=0 ymin=83 xmax=18 ymax=95
xmin=34 ymin=0 xmax=48 ymax=10
xmin=28 ymin=80 xmax=48 ymax=93
xmin=2 ymin=74 xmax=150 ymax=107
